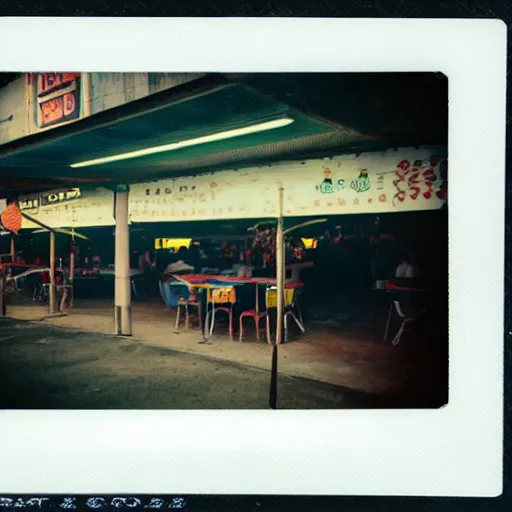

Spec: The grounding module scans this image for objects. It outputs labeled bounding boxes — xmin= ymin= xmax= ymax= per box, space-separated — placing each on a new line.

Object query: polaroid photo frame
xmin=0 ymin=17 xmax=506 ymax=497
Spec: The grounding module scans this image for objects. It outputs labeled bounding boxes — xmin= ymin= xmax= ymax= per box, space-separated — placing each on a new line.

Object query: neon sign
xmin=36 ymin=73 xmax=81 ymax=128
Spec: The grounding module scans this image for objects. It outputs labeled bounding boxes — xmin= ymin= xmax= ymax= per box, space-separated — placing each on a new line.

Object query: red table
xmin=173 ymin=274 xmax=303 ymax=289
xmin=171 ymin=274 xmax=304 ymax=342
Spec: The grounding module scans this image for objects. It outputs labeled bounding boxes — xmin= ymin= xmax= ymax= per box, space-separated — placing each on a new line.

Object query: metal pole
xmin=69 ymin=245 xmax=75 ymax=308
xmin=269 ymin=184 xmax=285 ymax=409
xmin=10 ymin=236 xmax=15 ymax=263
xmin=114 ymin=185 xmax=132 ymax=336
xmin=276 ymin=185 xmax=285 ymax=346
xmin=49 ymin=231 xmax=56 ymax=314
xmin=0 ymin=270 xmax=6 ymax=317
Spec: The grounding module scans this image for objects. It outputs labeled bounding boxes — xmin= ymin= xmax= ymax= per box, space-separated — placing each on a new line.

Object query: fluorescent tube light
xmin=70 ymin=117 xmax=294 ymax=168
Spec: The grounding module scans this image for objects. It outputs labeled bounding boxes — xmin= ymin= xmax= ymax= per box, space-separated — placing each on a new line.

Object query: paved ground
xmin=0 ymin=318 xmax=396 ymax=409
xmin=6 ymin=298 xmax=417 ymax=397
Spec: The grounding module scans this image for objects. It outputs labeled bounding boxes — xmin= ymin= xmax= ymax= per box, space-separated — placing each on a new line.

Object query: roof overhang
xmin=0 ymin=75 xmax=385 ymax=193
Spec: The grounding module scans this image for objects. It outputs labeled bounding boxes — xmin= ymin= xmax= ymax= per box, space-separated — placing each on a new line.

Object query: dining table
xmin=171 ymin=274 xmax=304 ymax=342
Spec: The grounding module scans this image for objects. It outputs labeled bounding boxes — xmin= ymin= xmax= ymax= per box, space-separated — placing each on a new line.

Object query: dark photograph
xmin=0 ymin=72 xmax=448 ymax=409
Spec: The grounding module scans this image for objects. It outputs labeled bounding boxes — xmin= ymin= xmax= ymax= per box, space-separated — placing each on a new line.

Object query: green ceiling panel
xmin=0 ymin=82 xmax=377 ymax=186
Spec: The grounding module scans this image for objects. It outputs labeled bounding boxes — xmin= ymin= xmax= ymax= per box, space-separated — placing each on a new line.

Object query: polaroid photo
xmin=0 ymin=17 xmax=506 ymax=498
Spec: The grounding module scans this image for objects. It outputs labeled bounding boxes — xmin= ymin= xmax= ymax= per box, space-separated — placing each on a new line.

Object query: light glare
xmin=70 ymin=118 xmax=294 ymax=168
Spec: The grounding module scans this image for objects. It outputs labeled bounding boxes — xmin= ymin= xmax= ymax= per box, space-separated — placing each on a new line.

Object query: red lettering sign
xmin=63 ymin=93 xmax=76 ymax=116
xmin=62 ymin=73 xmax=81 ymax=84
xmin=38 ymin=73 xmax=80 ymax=95
xmin=41 ymin=97 xmax=64 ymax=126
xmin=36 ymin=72 xmax=81 ymax=127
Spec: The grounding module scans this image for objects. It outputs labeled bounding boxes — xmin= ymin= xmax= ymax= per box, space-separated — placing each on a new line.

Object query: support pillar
xmin=68 ymin=245 xmax=75 ymax=308
xmin=275 ymin=185 xmax=285 ymax=346
xmin=10 ymin=236 xmax=15 ymax=263
xmin=49 ymin=231 xmax=56 ymax=314
xmin=270 ymin=184 xmax=285 ymax=410
xmin=82 ymin=72 xmax=92 ymax=117
xmin=114 ymin=185 xmax=132 ymax=336
xmin=0 ymin=271 xmax=6 ymax=317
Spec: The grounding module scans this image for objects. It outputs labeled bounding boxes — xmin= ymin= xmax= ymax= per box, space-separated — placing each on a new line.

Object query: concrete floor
xmin=2 ymin=297 xmax=448 ymax=409
xmin=0 ymin=318 xmax=394 ymax=409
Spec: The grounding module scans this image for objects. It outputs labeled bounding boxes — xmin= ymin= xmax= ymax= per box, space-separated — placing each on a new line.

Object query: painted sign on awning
xmin=20 ymin=187 xmax=115 ymax=229
xmin=129 ymin=146 xmax=447 ymax=223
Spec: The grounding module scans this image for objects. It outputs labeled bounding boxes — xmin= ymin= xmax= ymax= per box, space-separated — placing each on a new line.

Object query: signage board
xmin=16 ymin=148 xmax=446 ymax=230
xmin=35 ymin=73 xmax=81 ymax=128
xmin=19 ymin=188 xmax=82 ymax=211
xmin=20 ymin=187 xmax=115 ymax=229
xmin=129 ymin=147 xmax=447 ymax=223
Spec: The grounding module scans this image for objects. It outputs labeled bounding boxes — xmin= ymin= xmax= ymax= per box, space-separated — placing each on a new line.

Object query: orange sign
xmin=38 ymin=73 xmax=81 ymax=95
xmin=41 ymin=97 xmax=64 ymax=126
xmin=0 ymin=202 xmax=22 ymax=234
xmin=36 ymin=73 xmax=81 ymax=128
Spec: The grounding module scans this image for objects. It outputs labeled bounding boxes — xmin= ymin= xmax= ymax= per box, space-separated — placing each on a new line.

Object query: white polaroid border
xmin=0 ymin=17 xmax=506 ymax=497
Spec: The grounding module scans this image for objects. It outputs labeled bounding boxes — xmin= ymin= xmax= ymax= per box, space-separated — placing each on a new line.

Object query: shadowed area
xmin=0 ymin=318 xmax=435 ymax=409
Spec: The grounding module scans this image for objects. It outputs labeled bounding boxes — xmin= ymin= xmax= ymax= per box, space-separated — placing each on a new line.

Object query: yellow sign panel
xmin=301 ymin=238 xmax=318 ymax=249
xmin=265 ymin=288 xmax=295 ymax=308
xmin=154 ymin=238 xmax=192 ymax=250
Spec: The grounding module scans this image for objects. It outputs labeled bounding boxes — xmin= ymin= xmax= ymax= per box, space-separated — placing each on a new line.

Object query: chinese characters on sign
xmin=35 ymin=73 xmax=81 ymax=128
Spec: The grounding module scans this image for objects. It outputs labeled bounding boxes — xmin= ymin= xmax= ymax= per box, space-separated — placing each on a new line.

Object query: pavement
xmin=6 ymin=298 xmax=414 ymax=394
xmin=0 ymin=317 xmax=393 ymax=409
xmin=1 ymin=295 xmax=447 ymax=409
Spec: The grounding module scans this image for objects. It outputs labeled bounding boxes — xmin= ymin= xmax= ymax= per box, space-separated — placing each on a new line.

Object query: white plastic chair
xmin=383 ymin=300 xmax=414 ymax=346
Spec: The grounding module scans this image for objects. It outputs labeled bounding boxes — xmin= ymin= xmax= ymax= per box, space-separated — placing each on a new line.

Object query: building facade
xmin=0 ymin=72 xmax=206 ymax=146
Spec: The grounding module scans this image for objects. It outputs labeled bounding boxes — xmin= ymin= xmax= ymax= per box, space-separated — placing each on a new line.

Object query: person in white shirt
xmin=393 ymin=252 xmax=419 ymax=317
xmin=395 ymin=253 xmax=419 ymax=279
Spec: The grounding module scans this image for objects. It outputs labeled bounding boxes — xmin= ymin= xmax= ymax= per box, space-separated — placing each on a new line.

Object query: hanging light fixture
xmin=70 ymin=117 xmax=294 ymax=168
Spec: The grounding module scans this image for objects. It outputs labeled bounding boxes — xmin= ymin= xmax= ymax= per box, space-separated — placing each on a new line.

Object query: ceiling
xmin=0 ymin=72 xmax=447 ymax=196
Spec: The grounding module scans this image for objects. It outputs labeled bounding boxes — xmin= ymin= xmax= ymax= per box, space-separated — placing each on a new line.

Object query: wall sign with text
xmin=16 ymin=148 xmax=446 ymax=230
xmin=19 ymin=188 xmax=82 ymax=211
xmin=129 ymin=146 xmax=447 ymax=223
xmin=35 ymin=73 xmax=81 ymax=128
xmin=20 ymin=187 xmax=115 ymax=229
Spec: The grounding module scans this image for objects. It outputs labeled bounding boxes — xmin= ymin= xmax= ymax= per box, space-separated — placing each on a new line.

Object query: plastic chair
xmin=239 ymin=285 xmax=266 ymax=342
xmin=175 ymin=289 xmax=202 ymax=332
xmin=383 ymin=299 xmax=414 ymax=346
xmin=265 ymin=286 xmax=306 ymax=344
xmin=205 ymin=286 xmax=237 ymax=341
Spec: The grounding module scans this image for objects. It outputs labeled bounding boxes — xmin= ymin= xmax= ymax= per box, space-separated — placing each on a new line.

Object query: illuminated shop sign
xmin=35 ymin=73 xmax=81 ymax=128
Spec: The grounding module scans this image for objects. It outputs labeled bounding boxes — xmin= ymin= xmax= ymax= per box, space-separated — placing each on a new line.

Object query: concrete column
xmin=114 ymin=186 xmax=132 ymax=336
xmin=82 ymin=72 xmax=93 ymax=117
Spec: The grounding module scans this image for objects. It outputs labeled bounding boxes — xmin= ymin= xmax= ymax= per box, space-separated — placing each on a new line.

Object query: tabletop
xmin=172 ymin=274 xmax=304 ymax=289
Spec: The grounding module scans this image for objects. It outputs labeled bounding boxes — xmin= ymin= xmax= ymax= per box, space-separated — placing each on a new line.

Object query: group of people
xmin=309 ymin=224 xmax=422 ymax=297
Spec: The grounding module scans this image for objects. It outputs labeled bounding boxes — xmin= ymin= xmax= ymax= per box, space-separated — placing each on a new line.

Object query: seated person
xmin=390 ymin=252 xmax=421 ymax=316
xmin=395 ymin=252 xmax=419 ymax=280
